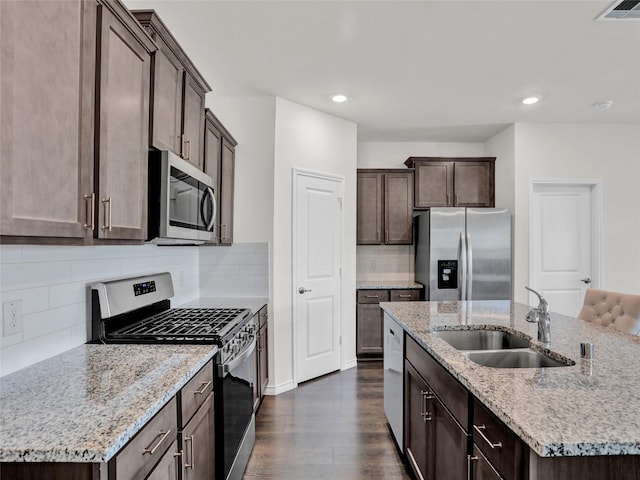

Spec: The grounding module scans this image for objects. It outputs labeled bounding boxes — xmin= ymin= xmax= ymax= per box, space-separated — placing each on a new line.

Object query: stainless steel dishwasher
xmin=383 ymin=312 xmax=404 ymax=451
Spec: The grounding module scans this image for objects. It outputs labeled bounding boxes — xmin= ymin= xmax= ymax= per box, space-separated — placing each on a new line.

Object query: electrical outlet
xmin=3 ymin=300 xmax=23 ymax=337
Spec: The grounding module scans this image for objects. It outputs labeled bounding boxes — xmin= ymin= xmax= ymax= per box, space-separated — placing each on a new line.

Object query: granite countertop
xmin=380 ymin=300 xmax=640 ymax=458
xmin=357 ymin=281 xmax=423 ymax=290
xmin=0 ymin=344 xmax=216 ymax=463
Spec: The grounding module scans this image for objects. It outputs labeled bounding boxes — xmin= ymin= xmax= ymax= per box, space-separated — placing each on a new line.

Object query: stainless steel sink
xmin=463 ymin=350 xmax=574 ymax=368
xmin=433 ymin=329 xmax=530 ymax=350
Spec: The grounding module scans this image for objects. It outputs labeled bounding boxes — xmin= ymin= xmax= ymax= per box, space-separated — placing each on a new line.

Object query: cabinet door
xmin=146 ymin=440 xmax=180 ymax=480
xmin=182 ymin=394 xmax=215 ymax=480
xmin=96 ymin=4 xmax=150 ymax=240
xmin=454 ymin=162 xmax=494 ymax=207
xmin=356 ymin=172 xmax=383 ymax=244
xmin=385 ymin=172 xmax=414 ymax=244
xmin=356 ymin=304 xmax=383 ymax=356
xmin=470 ymin=445 xmax=503 ymax=480
xmin=203 ymin=115 xmax=222 ymax=244
xmin=149 ymin=43 xmax=183 ymax=156
xmin=218 ymin=138 xmax=235 ymax=245
xmin=181 ymin=74 xmax=206 ymax=170
xmin=404 ymin=361 xmax=430 ymax=480
xmin=0 ymin=0 xmax=95 ymax=239
xmin=432 ymin=395 xmax=468 ymax=480
xmin=415 ymin=162 xmax=453 ymax=208
xmin=259 ymin=322 xmax=269 ymax=395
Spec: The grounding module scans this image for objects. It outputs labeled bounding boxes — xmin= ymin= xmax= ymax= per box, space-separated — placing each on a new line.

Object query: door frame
xmin=291 ymin=167 xmax=345 ymax=385
xmin=528 ymin=179 xmax=603 ymax=304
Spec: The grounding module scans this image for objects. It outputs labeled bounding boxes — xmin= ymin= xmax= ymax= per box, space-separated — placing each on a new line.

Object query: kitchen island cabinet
xmin=0 ymin=0 xmax=156 ymax=244
xmin=382 ymin=300 xmax=640 ymax=480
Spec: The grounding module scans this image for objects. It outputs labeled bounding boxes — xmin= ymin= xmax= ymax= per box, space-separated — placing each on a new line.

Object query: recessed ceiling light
xmin=331 ymin=94 xmax=348 ymax=103
xmin=522 ymin=96 xmax=540 ymax=105
xmin=592 ymin=100 xmax=614 ymax=110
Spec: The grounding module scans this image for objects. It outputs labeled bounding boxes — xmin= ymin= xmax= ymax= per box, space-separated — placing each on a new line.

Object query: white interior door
xmin=530 ymin=182 xmax=600 ymax=317
xmin=293 ymin=169 xmax=343 ymax=384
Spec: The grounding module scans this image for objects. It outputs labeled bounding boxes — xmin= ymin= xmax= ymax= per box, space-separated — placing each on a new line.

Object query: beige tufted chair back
xmin=577 ymin=288 xmax=640 ymax=335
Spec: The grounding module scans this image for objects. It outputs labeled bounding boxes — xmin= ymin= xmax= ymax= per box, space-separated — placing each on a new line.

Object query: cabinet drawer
xmin=180 ymin=361 xmax=213 ymax=428
xmin=405 ymin=334 xmax=469 ymax=430
xmin=473 ymin=398 xmax=524 ymax=480
xmin=357 ymin=290 xmax=389 ymax=304
xmin=390 ymin=289 xmax=419 ymax=302
xmin=114 ymin=396 xmax=177 ymax=480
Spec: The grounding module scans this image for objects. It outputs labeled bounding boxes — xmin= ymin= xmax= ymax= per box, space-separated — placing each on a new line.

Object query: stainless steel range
xmin=90 ymin=272 xmax=256 ymax=480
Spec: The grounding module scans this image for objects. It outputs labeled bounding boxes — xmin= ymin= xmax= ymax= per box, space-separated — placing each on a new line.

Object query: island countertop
xmin=0 ymin=344 xmax=216 ymax=463
xmin=380 ymin=300 xmax=640 ymax=457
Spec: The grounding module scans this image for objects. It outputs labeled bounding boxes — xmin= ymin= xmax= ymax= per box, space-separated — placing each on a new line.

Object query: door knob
xmin=298 ymin=287 xmax=312 ymax=294
xmin=580 ymin=278 xmax=592 ymax=285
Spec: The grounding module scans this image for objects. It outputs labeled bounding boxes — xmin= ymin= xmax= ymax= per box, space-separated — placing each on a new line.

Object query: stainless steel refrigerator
xmin=414 ymin=208 xmax=512 ymax=301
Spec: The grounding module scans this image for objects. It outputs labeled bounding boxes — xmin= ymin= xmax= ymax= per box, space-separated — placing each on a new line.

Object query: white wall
xmin=272 ymin=98 xmax=358 ymax=391
xmin=510 ymin=123 xmax=640 ymax=303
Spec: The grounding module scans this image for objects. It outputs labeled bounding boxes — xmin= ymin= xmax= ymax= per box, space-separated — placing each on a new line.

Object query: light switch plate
xmin=3 ymin=300 xmax=23 ymax=337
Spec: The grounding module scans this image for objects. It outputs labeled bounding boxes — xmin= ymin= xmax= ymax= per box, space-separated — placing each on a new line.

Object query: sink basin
xmin=433 ymin=329 xmax=530 ymax=350
xmin=463 ymin=350 xmax=574 ymax=368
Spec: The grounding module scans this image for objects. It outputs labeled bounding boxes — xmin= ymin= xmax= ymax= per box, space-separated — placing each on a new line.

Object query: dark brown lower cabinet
xmin=357 ymin=303 xmax=384 ymax=357
xmin=404 ymin=360 xmax=467 ymax=480
xmin=469 ymin=446 xmax=502 ymax=480
xmin=146 ymin=440 xmax=180 ymax=480
xmin=181 ymin=394 xmax=215 ymax=480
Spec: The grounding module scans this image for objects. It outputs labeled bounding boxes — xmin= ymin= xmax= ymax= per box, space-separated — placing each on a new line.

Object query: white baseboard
xmin=342 ymin=358 xmax=358 ymax=370
xmin=264 ymin=380 xmax=297 ymax=396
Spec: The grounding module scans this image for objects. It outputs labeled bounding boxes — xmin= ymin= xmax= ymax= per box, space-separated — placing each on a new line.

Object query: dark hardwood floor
xmin=243 ymin=362 xmax=411 ymax=479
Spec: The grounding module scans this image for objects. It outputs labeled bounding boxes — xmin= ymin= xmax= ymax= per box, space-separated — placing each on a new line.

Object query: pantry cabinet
xmin=0 ymin=0 xmax=155 ymax=243
xmin=357 ymin=169 xmax=414 ymax=245
xmin=132 ymin=10 xmax=211 ymax=171
xmin=404 ymin=157 xmax=495 ymax=208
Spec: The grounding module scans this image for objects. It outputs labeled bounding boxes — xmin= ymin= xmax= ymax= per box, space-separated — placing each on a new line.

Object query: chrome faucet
xmin=525 ymin=286 xmax=551 ymax=343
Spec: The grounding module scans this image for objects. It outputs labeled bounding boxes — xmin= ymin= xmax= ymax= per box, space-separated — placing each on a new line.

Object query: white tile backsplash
xmin=356 ymin=245 xmax=414 ymax=282
xmin=0 ymin=243 xmax=271 ymax=377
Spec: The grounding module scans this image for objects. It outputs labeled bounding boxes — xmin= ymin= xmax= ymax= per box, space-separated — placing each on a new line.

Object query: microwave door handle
xmin=200 ymin=187 xmax=216 ymax=231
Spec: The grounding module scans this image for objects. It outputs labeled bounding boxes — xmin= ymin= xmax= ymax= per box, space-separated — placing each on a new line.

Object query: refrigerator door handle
xmin=459 ymin=232 xmax=467 ymax=301
xmin=466 ymin=232 xmax=473 ymax=300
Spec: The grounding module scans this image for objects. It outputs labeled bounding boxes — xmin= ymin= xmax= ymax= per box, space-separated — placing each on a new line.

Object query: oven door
xmin=217 ymin=339 xmax=256 ymax=480
xmin=157 ymin=151 xmax=215 ymax=242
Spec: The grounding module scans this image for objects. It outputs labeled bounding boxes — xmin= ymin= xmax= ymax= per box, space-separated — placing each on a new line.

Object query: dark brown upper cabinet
xmin=0 ymin=0 xmax=155 ymax=243
xmin=357 ymin=169 xmax=414 ymax=245
xmin=404 ymin=157 xmax=495 ymax=209
xmin=204 ymin=109 xmax=237 ymax=245
xmin=132 ymin=10 xmax=211 ymax=171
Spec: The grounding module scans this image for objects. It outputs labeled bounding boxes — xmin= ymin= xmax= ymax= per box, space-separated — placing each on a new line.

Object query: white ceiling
xmin=124 ymin=0 xmax=640 ymax=142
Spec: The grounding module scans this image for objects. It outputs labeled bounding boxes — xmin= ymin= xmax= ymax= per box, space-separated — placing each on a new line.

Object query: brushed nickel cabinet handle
xmin=184 ymin=138 xmax=191 ymax=161
xmin=447 ymin=193 xmax=451 ymax=205
xmin=420 ymin=390 xmax=435 ymax=422
xmin=398 ymin=294 xmax=412 ymax=298
xmin=184 ymin=435 xmax=194 ymax=469
xmin=467 ymin=455 xmax=478 ymax=480
xmin=142 ymin=429 xmax=171 ymax=455
xmin=385 ymin=230 xmax=389 ymax=243
xmin=473 ymin=424 xmax=502 ymax=449
xmin=455 ymin=194 xmax=458 ymax=205
xmin=365 ymin=295 xmax=379 ymax=298
xmin=101 ymin=197 xmax=112 ymax=232
xmin=194 ymin=381 xmax=212 ymax=395
xmin=83 ymin=193 xmax=95 ymax=231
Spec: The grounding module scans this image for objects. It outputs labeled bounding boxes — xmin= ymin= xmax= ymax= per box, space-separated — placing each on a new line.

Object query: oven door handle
xmin=218 ymin=338 xmax=256 ymax=378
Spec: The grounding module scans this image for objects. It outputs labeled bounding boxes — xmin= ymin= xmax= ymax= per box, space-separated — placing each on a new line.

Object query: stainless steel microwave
xmin=147 ymin=150 xmax=215 ymax=244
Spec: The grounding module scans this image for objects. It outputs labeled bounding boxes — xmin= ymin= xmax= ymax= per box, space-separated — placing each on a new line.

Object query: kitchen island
xmin=381 ymin=300 xmax=640 ymax=479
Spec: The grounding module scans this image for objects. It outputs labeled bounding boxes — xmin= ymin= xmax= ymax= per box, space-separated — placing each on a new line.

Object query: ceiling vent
xmin=598 ymin=0 xmax=640 ymax=20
